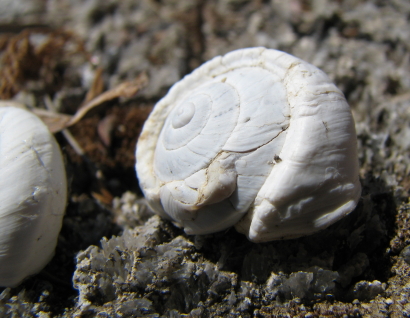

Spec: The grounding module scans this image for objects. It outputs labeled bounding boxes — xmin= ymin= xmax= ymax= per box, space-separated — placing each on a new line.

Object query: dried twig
xmin=84 ymin=67 xmax=104 ymax=103
xmin=35 ymin=72 xmax=149 ymax=133
xmin=31 ymin=108 xmax=72 ymax=133
xmin=43 ymin=95 xmax=85 ymax=156
xmin=66 ymin=71 xmax=149 ymax=128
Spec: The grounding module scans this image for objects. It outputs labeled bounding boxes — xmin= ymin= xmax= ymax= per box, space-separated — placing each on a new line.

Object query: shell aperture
xmin=136 ymin=47 xmax=361 ymax=242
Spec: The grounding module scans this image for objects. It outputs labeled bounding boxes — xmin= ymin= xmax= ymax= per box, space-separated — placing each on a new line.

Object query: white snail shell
xmin=0 ymin=106 xmax=67 ymax=287
xmin=136 ymin=47 xmax=361 ymax=242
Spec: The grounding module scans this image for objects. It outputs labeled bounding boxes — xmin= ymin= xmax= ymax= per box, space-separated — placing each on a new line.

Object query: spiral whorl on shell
xmin=136 ymin=47 xmax=361 ymax=242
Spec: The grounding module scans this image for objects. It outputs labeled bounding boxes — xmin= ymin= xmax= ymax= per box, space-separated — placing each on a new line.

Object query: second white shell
xmin=0 ymin=106 xmax=67 ymax=287
xmin=136 ymin=47 xmax=361 ymax=242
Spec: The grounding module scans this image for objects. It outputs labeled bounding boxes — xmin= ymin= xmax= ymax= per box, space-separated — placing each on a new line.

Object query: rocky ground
xmin=0 ymin=0 xmax=410 ymax=317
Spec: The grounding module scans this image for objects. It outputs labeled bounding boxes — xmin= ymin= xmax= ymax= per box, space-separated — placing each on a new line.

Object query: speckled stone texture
xmin=0 ymin=0 xmax=410 ymax=317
